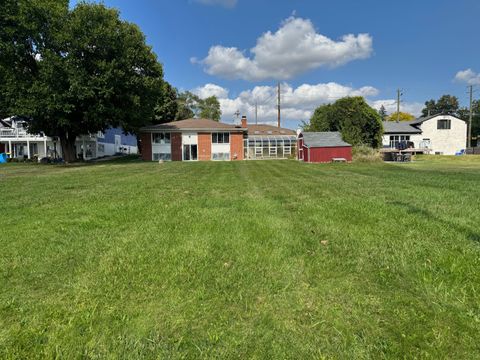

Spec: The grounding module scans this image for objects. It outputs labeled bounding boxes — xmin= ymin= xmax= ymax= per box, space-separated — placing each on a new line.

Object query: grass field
xmin=1 ymin=157 xmax=480 ymax=358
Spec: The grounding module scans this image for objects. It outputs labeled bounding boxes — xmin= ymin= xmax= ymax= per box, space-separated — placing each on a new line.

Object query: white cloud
xmin=370 ymin=100 xmax=423 ymax=117
xmin=194 ymin=17 xmax=373 ymax=81
xmin=193 ymin=0 xmax=237 ymax=8
xmin=192 ymin=82 xmax=385 ymax=127
xmin=192 ymin=83 xmax=229 ymax=99
xmin=454 ymin=69 xmax=480 ymax=85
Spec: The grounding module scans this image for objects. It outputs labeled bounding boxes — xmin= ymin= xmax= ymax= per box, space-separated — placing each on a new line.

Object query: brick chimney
xmin=241 ymin=115 xmax=248 ymax=128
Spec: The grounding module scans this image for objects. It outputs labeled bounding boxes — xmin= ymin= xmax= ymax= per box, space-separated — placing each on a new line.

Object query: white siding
xmin=182 ymin=133 xmax=198 ymax=145
xmin=418 ymin=115 xmax=467 ymax=155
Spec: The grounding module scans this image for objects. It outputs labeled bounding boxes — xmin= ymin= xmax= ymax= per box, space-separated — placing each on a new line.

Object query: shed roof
xmin=301 ymin=132 xmax=351 ymax=148
xmin=141 ymin=118 xmax=246 ymax=132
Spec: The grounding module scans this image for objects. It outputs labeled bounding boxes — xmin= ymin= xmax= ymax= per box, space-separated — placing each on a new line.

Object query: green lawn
xmin=1 ymin=157 xmax=479 ymax=358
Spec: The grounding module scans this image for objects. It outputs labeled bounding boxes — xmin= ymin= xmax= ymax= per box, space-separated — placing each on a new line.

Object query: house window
xmin=437 ymin=119 xmax=451 ymax=129
xmin=389 ymin=135 xmax=410 ymax=148
xmin=152 ymin=132 xmax=171 ymax=144
xmin=97 ymin=144 xmax=105 ymax=153
xmin=153 ymin=153 xmax=171 ymax=161
xmin=212 ymin=132 xmax=230 ymax=144
xmin=212 ymin=152 xmax=230 ymax=161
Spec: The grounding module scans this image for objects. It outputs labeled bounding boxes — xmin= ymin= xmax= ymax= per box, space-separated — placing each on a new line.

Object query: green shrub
xmin=352 ymin=145 xmax=383 ymax=162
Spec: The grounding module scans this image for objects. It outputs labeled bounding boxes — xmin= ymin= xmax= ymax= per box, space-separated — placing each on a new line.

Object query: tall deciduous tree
xmin=199 ymin=96 xmax=221 ymax=121
xmin=458 ymin=100 xmax=480 ymax=145
xmin=175 ymin=91 xmax=199 ymax=120
xmin=174 ymin=92 xmax=222 ymax=121
xmin=305 ymin=97 xmax=383 ymax=148
xmin=386 ymin=112 xmax=415 ymax=121
xmin=378 ymin=105 xmax=387 ymax=121
xmin=0 ymin=0 xmax=68 ymax=119
xmin=154 ymin=82 xmax=178 ymax=124
xmin=2 ymin=2 xmax=163 ymax=162
xmin=421 ymin=95 xmax=460 ymax=117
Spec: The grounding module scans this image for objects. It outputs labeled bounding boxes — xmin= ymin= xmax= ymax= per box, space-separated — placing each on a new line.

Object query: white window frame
xmin=212 ymin=132 xmax=230 ymax=144
xmin=437 ymin=119 xmax=451 ymax=130
xmin=212 ymin=152 xmax=230 ymax=161
xmin=389 ymin=135 xmax=410 ymax=148
xmin=152 ymin=132 xmax=171 ymax=144
xmin=153 ymin=153 xmax=172 ymax=161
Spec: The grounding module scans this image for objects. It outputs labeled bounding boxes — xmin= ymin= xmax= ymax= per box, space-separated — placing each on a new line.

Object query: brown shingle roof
xmin=247 ymin=124 xmax=296 ymax=136
xmin=140 ymin=119 xmax=246 ymax=132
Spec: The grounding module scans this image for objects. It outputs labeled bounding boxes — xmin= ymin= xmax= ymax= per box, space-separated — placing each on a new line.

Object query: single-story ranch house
xmin=140 ymin=116 xmax=297 ymax=161
xmin=0 ymin=116 xmax=137 ymax=160
xmin=382 ymin=114 xmax=467 ymax=155
xmin=297 ymin=132 xmax=352 ymax=163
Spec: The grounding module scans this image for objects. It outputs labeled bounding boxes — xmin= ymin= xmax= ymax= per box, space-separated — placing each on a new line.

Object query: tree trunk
xmin=137 ymin=135 xmax=142 ymax=155
xmin=59 ymin=133 xmax=77 ymax=163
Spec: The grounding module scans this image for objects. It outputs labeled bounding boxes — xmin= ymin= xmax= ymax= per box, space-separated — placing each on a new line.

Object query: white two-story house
xmin=382 ymin=114 xmax=467 ymax=155
xmin=0 ymin=116 xmax=138 ymax=160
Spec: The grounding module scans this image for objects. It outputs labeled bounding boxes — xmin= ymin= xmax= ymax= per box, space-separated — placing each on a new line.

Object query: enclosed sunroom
xmin=244 ymin=135 xmax=297 ymax=160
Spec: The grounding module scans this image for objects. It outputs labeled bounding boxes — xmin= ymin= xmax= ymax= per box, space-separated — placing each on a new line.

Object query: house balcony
xmin=0 ymin=128 xmax=48 ymax=140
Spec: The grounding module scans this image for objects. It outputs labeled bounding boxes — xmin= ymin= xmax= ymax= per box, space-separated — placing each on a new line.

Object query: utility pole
xmin=277 ymin=82 xmax=281 ymax=128
xmin=255 ymin=102 xmax=258 ymax=124
xmin=396 ymin=89 xmax=402 ymax=122
xmin=468 ymin=85 xmax=473 ymax=149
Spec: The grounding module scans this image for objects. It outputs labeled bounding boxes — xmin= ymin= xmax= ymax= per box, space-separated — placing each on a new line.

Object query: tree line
xmin=0 ymin=0 xmax=221 ymax=162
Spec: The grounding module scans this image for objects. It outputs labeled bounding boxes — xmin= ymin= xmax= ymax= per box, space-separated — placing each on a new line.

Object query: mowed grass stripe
xmin=0 ymin=158 xmax=479 ymax=358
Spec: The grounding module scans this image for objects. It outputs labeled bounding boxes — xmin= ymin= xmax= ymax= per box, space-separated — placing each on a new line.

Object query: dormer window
xmin=437 ymin=119 xmax=451 ymax=130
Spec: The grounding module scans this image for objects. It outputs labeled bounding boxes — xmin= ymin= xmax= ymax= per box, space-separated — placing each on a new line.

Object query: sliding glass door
xmin=183 ymin=144 xmax=198 ymax=161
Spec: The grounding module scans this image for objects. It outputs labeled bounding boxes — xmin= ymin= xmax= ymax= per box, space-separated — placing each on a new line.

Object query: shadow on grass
xmin=389 ymin=200 xmax=480 ymax=245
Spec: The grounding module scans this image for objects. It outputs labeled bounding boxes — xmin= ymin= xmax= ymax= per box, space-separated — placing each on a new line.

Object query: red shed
xmin=298 ymin=132 xmax=352 ymax=163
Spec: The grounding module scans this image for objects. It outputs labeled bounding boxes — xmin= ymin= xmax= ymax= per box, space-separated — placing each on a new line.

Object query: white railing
xmin=0 ymin=128 xmax=45 ymax=139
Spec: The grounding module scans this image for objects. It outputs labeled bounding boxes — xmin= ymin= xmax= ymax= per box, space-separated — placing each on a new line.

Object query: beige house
xmin=382 ymin=114 xmax=467 ymax=155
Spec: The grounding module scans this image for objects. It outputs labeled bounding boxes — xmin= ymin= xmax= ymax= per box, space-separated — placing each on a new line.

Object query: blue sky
xmin=71 ymin=0 xmax=480 ymax=128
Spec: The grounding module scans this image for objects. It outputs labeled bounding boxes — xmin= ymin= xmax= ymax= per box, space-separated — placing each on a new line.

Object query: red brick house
xmin=140 ymin=118 xmax=247 ymax=161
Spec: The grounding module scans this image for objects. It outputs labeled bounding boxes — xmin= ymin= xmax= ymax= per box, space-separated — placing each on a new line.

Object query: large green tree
xmin=386 ymin=112 xmax=415 ymax=121
xmin=174 ymin=92 xmax=222 ymax=121
xmin=175 ymin=91 xmax=199 ymax=120
xmin=0 ymin=0 xmax=68 ymax=119
xmin=305 ymin=97 xmax=383 ymax=148
xmin=154 ymin=81 xmax=178 ymax=124
xmin=421 ymin=95 xmax=460 ymax=117
xmin=378 ymin=105 xmax=387 ymax=122
xmin=1 ymin=1 xmax=163 ymax=161
xmin=458 ymin=100 xmax=480 ymax=146
xmin=199 ymin=96 xmax=221 ymax=121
